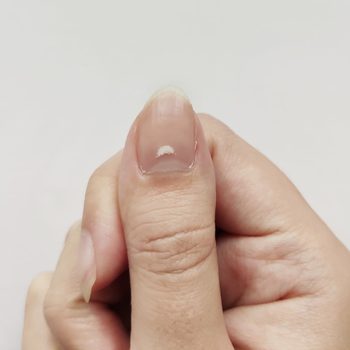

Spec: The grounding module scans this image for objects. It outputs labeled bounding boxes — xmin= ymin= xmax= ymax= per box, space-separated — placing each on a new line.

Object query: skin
xmin=22 ymin=109 xmax=350 ymax=349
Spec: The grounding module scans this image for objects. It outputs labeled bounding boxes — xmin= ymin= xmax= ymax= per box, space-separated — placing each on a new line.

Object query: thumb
xmin=118 ymin=89 xmax=232 ymax=350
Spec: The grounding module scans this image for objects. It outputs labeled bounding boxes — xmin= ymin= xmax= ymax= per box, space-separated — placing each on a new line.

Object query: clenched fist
xmin=23 ymin=89 xmax=350 ymax=349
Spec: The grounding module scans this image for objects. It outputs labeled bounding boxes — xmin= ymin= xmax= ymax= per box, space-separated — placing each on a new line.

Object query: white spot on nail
xmin=156 ymin=145 xmax=175 ymax=158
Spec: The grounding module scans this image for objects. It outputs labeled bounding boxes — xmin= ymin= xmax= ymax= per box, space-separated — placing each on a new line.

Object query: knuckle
xmin=86 ymin=169 xmax=102 ymax=192
xmin=85 ymin=171 xmax=107 ymax=208
xmin=86 ymin=164 xmax=117 ymax=196
xmin=26 ymin=272 xmax=52 ymax=305
xmin=84 ymin=170 xmax=118 ymax=228
xmin=89 ymin=150 xmax=122 ymax=179
xmin=64 ymin=220 xmax=81 ymax=243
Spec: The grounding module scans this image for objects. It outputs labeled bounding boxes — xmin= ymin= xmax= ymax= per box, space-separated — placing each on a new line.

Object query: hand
xmin=22 ymin=89 xmax=350 ymax=349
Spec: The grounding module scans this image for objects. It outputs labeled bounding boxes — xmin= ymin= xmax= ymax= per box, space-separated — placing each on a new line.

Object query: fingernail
xmin=78 ymin=230 xmax=96 ymax=303
xmin=137 ymin=87 xmax=197 ymax=174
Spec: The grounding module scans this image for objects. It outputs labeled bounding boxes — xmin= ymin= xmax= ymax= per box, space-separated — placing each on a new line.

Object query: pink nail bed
xmin=136 ymin=88 xmax=197 ymax=174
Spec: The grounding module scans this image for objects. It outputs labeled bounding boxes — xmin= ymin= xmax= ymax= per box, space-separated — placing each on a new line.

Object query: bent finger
xmin=199 ymin=113 xmax=323 ymax=236
xmin=80 ymin=151 xmax=127 ymax=302
xmin=44 ymin=222 xmax=129 ymax=350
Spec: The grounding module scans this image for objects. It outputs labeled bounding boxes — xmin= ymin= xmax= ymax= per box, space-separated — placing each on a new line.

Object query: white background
xmin=1 ymin=1 xmax=349 ymax=348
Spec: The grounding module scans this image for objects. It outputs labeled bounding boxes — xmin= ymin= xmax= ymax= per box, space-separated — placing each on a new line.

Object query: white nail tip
xmin=156 ymin=145 xmax=175 ymax=158
xmin=148 ymin=86 xmax=189 ymax=103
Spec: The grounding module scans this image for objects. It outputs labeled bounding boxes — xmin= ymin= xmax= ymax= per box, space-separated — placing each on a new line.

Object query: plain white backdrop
xmin=0 ymin=1 xmax=349 ymax=348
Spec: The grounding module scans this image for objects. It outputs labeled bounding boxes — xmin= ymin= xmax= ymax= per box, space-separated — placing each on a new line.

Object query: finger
xmin=80 ymin=151 xmax=127 ymax=302
xmin=197 ymin=114 xmax=347 ymax=309
xmin=44 ymin=221 xmax=129 ymax=350
xmin=199 ymin=113 xmax=323 ymax=236
xmin=118 ymin=89 xmax=233 ymax=349
xmin=22 ymin=272 xmax=60 ymax=350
